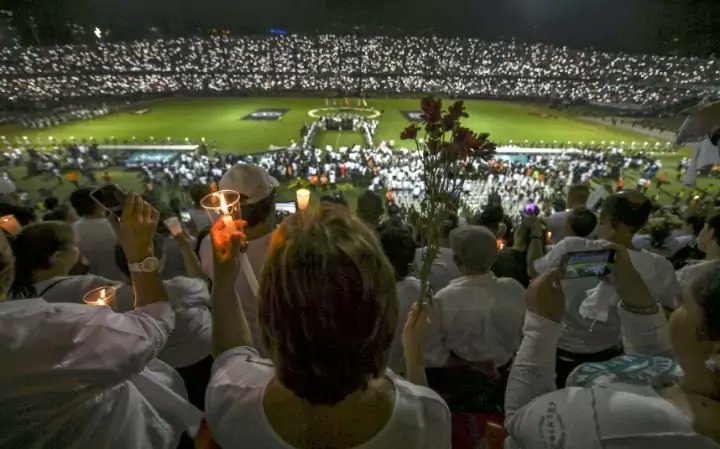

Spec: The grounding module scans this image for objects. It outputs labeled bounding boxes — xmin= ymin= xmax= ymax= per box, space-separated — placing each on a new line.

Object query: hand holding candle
xmin=83 ymin=286 xmax=116 ymax=307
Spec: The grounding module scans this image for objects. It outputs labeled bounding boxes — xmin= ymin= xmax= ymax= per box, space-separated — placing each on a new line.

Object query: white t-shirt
xmin=0 ymin=298 xmax=202 ymax=449
xmin=424 ymin=273 xmax=526 ymax=367
xmin=535 ymin=237 xmax=681 ymax=354
xmin=206 ymin=347 xmax=451 ymax=449
xmin=546 ymin=210 xmax=570 ymax=244
xmin=73 ymin=217 xmax=125 ymax=280
xmin=387 ymin=276 xmax=421 ymax=374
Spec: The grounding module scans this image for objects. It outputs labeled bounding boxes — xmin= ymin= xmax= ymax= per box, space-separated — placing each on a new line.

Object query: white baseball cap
xmin=219 ymin=164 xmax=279 ymax=205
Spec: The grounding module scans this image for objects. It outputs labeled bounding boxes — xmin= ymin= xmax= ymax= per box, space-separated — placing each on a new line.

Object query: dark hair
xmin=567 ymin=207 xmax=598 ymax=238
xmin=706 ymin=213 xmax=720 ymax=248
xmin=473 ymin=205 xmax=504 ymax=234
xmin=379 ymin=225 xmax=416 ymax=281
xmin=0 ymin=202 xmax=36 ymax=226
xmin=43 ymin=205 xmax=72 ymax=222
xmin=601 ymin=194 xmax=652 ymax=232
xmin=43 ymin=197 xmax=59 ymax=210
xmin=10 ymin=221 xmax=75 ymax=298
xmin=189 ymin=184 xmax=211 ymax=207
xmin=241 ymin=190 xmax=276 ymax=228
xmin=320 ymin=194 xmax=348 ymax=207
xmin=688 ymin=260 xmax=720 ymax=341
xmin=69 ymin=188 xmax=98 ymax=217
xmin=441 ymin=213 xmax=459 ymax=238
xmin=259 ymin=204 xmax=397 ymax=406
xmin=356 ymin=190 xmax=383 ymax=228
xmin=568 ymin=184 xmax=591 ymax=206
xmin=685 ymin=215 xmax=706 ymax=236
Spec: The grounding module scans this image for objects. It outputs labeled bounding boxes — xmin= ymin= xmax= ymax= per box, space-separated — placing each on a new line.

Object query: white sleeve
xmin=41 ymin=302 xmax=174 ymax=387
xmin=618 ymin=305 xmax=673 ymax=357
xmin=534 ymin=238 xmax=569 ymax=273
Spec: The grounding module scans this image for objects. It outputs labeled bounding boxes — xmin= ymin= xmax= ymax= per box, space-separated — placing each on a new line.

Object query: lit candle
xmin=0 ymin=215 xmax=21 ymax=236
xmin=83 ymin=286 xmax=116 ymax=307
xmin=218 ymin=193 xmax=237 ymax=233
xmin=296 ymin=189 xmax=311 ymax=211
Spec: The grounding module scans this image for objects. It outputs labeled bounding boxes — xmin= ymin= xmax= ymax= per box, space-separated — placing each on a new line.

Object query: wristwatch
xmin=128 ymin=256 xmax=160 ymax=273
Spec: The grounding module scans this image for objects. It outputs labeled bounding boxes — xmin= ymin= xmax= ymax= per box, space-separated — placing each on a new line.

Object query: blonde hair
xmin=259 ymin=204 xmax=398 ymax=405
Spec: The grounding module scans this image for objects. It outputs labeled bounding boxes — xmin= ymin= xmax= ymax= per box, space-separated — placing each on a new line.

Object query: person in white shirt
xmin=529 ymin=191 xmax=681 ymax=386
xmin=0 ymin=193 xmax=202 ymax=449
xmin=379 ymin=221 xmax=422 ymax=375
xmin=546 ymin=184 xmax=590 ymax=244
xmin=505 ymin=248 xmax=720 ymax=449
xmin=424 ymin=225 xmax=526 ymax=371
xmin=69 ymin=187 xmax=125 ymax=280
xmin=205 ymin=204 xmax=450 ymax=449
xmin=186 ymin=183 xmax=212 ymax=236
xmin=414 ymin=214 xmax=461 ymax=294
xmin=198 ymin=163 xmax=278 ymax=357
xmin=8 ymin=221 xmax=212 ymax=378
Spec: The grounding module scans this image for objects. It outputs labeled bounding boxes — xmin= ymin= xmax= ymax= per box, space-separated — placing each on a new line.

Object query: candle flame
xmin=218 ymin=193 xmax=230 ymax=215
xmin=100 ymin=288 xmax=106 ymax=299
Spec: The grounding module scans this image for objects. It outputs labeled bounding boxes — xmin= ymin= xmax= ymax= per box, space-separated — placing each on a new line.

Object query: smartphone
xmin=276 ymin=202 xmax=297 ymax=214
xmin=90 ymin=184 xmax=127 ymax=215
xmin=180 ymin=211 xmax=192 ymax=223
xmin=562 ymin=249 xmax=615 ymax=279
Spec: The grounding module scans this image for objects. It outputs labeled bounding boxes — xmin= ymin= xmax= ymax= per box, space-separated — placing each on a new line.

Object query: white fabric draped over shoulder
xmin=0 ymin=298 xmax=202 ymax=449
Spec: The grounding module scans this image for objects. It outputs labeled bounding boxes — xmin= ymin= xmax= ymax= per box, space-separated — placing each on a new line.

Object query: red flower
xmin=441 ymin=113 xmax=456 ymax=133
xmin=421 ymin=96 xmax=442 ymax=123
xmin=400 ymin=124 xmax=421 ymax=140
xmin=447 ymin=101 xmax=468 ymax=120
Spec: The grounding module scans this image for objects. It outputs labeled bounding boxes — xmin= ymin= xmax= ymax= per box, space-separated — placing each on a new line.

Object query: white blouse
xmin=0 ymin=298 xmax=202 ymax=449
xmin=206 ymin=347 xmax=451 ymax=449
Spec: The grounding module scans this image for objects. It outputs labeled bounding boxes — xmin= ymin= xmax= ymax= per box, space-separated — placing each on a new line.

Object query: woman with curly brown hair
xmin=206 ymin=204 xmax=450 ymax=449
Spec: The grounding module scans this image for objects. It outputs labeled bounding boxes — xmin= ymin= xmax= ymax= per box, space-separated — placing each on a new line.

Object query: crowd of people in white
xmin=1 ymin=137 xmax=720 ymax=447
xmin=1 ymin=34 xmax=718 ymax=105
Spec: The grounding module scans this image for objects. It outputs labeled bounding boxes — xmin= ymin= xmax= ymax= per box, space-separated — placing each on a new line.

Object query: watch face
xmin=141 ymin=257 xmax=160 ymax=272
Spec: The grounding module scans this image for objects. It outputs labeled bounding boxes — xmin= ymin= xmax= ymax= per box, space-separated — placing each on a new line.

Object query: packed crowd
xmin=1 ymin=35 xmax=717 ymax=105
xmin=1 ymin=150 xmax=720 ymax=448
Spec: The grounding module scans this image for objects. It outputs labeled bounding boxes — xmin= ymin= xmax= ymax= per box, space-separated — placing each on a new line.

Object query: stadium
xmin=4 ymin=1 xmax=720 ymax=448
xmin=1 ymin=33 xmax=718 ymax=205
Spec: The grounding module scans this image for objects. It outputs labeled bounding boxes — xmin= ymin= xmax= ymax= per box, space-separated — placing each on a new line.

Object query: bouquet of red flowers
xmin=401 ymin=96 xmax=496 ymax=303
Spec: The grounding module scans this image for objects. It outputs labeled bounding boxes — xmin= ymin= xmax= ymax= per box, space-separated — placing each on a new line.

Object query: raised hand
xmin=527 ymin=270 xmax=565 ymax=323
xmin=118 ymin=193 xmax=160 ymax=263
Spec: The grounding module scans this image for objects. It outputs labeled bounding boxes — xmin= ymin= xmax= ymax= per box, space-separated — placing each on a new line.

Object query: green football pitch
xmin=3 ymin=96 xmax=717 ymax=206
xmin=1 ymin=97 xmax=668 ymax=152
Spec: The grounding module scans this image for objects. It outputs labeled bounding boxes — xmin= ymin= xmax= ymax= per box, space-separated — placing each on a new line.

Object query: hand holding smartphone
xmin=90 ymin=184 xmax=127 ymax=215
xmin=562 ymin=249 xmax=616 ymax=280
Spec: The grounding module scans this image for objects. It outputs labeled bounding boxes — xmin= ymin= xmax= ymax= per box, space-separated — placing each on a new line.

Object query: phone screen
xmin=90 ymin=184 xmax=126 ymax=215
xmin=563 ymin=250 xmax=615 ymax=279
xmin=276 ymin=202 xmax=297 ymax=214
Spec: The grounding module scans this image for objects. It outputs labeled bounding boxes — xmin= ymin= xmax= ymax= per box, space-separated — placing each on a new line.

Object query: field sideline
xmin=1 ymin=97 xmax=667 ymax=153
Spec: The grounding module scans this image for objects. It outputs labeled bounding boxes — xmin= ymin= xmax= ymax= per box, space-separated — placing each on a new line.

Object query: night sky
xmin=5 ymin=0 xmax=719 ymax=56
